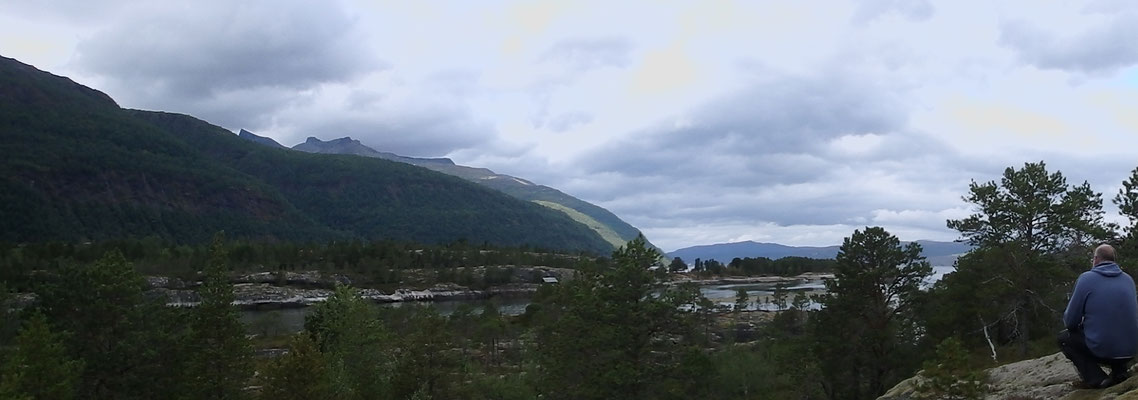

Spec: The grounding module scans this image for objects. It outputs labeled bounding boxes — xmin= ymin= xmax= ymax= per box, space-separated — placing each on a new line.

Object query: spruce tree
xmin=184 ymin=233 xmax=253 ymax=399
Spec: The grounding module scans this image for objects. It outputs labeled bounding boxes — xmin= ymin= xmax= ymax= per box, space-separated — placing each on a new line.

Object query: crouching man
xmin=1059 ymin=244 xmax=1138 ymax=388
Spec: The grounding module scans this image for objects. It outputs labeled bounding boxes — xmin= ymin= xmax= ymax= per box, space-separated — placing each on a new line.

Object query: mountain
xmin=667 ymin=240 xmax=971 ymax=266
xmin=292 ymin=136 xmax=455 ymax=166
xmin=237 ymin=129 xmax=285 ymax=148
xmin=0 ymin=55 xmax=614 ymax=254
xmin=289 ymin=136 xmax=647 ymax=250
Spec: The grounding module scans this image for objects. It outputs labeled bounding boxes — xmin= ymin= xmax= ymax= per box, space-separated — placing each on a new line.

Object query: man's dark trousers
xmin=1059 ymin=329 xmax=1132 ymax=386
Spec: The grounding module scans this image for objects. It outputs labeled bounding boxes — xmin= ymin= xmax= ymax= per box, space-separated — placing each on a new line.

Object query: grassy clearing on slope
xmin=533 ymin=200 xmax=625 ymax=249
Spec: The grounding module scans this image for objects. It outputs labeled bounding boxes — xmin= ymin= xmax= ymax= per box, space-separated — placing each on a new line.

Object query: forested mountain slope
xmin=291 ymin=136 xmax=648 ymax=249
xmin=0 ymin=55 xmax=613 ymax=254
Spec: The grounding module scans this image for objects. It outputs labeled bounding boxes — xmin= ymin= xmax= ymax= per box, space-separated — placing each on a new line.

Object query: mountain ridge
xmin=287 ymin=135 xmax=650 ymax=250
xmin=668 ymin=239 xmax=971 ymax=265
xmin=0 ymin=54 xmax=614 ymax=254
xmin=238 ymin=129 xmax=285 ymax=148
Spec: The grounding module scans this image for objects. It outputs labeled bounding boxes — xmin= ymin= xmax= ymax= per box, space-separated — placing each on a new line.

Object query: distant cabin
xmin=541 ymin=276 xmax=559 ymax=284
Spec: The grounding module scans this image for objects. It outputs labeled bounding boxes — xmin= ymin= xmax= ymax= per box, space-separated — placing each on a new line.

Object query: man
xmin=1059 ymin=244 xmax=1138 ymax=388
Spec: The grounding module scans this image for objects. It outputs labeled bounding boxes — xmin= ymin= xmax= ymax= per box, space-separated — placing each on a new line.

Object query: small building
xmin=541 ymin=276 xmax=559 ymax=284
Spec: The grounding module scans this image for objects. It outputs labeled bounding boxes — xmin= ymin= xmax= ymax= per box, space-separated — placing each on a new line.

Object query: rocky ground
xmin=879 ymin=352 xmax=1138 ymax=400
xmin=145 ymin=267 xmax=575 ymax=310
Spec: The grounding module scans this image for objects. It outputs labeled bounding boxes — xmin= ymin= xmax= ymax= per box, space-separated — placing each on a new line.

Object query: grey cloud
xmin=851 ymin=0 xmax=935 ymax=24
xmin=75 ymin=1 xmax=380 ymax=124
xmin=0 ymin=1 xmax=132 ymax=24
xmin=149 ymin=86 xmax=301 ymax=133
xmin=556 ymin=71 xmax=993 ymax=235
xmin=423 ymin=69 xmax=482 ymax=97
xmin=547 ymin=112 xmax=593 ymax=133
xmin=999 ymin=16 xmax=1138 ymax=74
xmin=540 ymin=37 xmax=633 ymax=71
xmin=282 ymin=101 xmax=495 ymax=157
xmin=528 ymin=37 xmax=632 ymax=130
xmin=579 ymin=74 xmax=905 ymax=186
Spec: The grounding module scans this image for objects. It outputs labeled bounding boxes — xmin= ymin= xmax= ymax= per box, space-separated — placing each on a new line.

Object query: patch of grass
xmin=533 ymin=200 xmax=625 ymax=249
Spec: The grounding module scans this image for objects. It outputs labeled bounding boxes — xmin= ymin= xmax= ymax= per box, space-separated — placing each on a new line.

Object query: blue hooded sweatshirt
xmin=1063 ymin=261 xmax=1138 ymax=359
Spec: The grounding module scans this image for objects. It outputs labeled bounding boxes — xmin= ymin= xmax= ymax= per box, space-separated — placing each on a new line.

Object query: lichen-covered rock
xmin=879 ymin=352 xmax=1138 ymax=400
xmin=145 ymin=276 xmax=189 ymax=289
xmin=233 ymin=271 xmax=351 ymax=288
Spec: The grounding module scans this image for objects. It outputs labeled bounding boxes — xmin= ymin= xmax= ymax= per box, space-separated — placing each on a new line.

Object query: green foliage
xmin=303 ymin=286 xmax=391 ymax=400
xmin=458 ymin=373 xmax=536 ymax=400
xmin=0 ymin=238 xmax=590 ymax=290
xmin=533 ymin=235 xmax=710 ymax=400
xmin=388 ymin=308 xmax=461 ymax=399
xmin=183 ymin=233 xmax=253 ymax=400
xmin=771 ymin=282 xmax=789 ymax=312
xmin=813 ymin=227 xmax=932 ymax=400
xmin=941 ymin=161 xmax=1110 ymax=355
xmin=1118 ymin=167 xmax=1138 ymax=236
xmin=733 ymin=287 xmax=750 ymax=312
xmin=708 ymin=342 xmax=822 ymax=400
xmin=259 ymin=334 xmax=332 ymax=400
xmin=0 ymin=313 xmax=84 ymax=400
xmin=914 ymin=337 xmax=986 ymax=400
xmin=720 ymin=256 xmax=837 ymax=277
xmin=35 ymin=251 xmax=192 ymax=399
xmin=0 ymin=282 xmax=18 ymax=345
xmin=668 ymin=256 xmax=687 ymax=272
xmin=1114 ymin=167 xmax=1138 ymax=275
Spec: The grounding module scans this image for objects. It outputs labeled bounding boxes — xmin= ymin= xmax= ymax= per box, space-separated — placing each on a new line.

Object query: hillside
xmin=237 ymin=129 xmax=285 ymax=148
xmin=289 ymin=136 xmax=649 ymax=250
xmin=668 ymin=240 xmax=971 ymax=265
xmin=0 ymin=55 xmax=613 ymax=254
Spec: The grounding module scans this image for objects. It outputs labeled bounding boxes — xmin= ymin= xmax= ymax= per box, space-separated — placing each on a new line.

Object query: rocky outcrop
xmin=232 ymin=271 xmax=351 ymax=288
xmin=152 ymin=282 xmax=542 ymax=310
xmin=879 ymin=352 xmax=1138 ymax=400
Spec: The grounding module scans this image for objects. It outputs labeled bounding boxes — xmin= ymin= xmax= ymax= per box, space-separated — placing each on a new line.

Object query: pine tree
xmin=534 ymin=235 xmax=710 ymax=400
xmin=183 ymin=233 xmax=253 ymax=399
xmin=813 ymin=227 xmax=932 ymax=400
xmin=944 ymin=161 xmax=1111 ymax=355
xmin=0 ymin=313 xmax=84 ymax=400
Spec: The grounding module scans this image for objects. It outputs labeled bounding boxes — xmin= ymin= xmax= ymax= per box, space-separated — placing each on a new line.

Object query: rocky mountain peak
xmin=237 ymin=129 xmax=285 ymax=148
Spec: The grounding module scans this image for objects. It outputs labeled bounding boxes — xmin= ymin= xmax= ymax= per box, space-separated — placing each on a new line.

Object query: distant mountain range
xmin=282 ymin=136 xmax=649 ymax=250
xmin=667 ymin=240 xmax=971 ymax=266
xmin=0 ymin=54 xmax=616 ymax=254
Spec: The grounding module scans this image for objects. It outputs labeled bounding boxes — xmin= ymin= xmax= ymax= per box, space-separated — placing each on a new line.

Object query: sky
xmin=3 ymin=0 xmax=1138 ymax=252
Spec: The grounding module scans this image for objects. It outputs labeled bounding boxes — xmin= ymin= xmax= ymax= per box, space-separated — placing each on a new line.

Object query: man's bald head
xmin=1095 ymin=244 xmax=1117 ymax=262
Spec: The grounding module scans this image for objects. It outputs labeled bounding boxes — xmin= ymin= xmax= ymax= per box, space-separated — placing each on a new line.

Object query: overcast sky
xmin=4 ymin=0 xmax=1138 ymax=251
